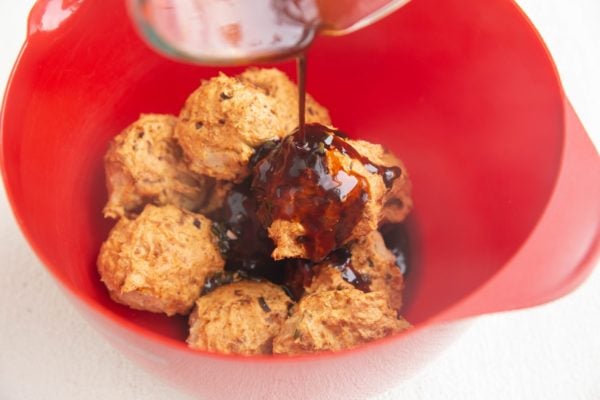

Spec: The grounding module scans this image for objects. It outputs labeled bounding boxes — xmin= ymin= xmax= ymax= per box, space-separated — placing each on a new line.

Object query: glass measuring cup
xmin=127 ymin=0 xmax=412 ymax=65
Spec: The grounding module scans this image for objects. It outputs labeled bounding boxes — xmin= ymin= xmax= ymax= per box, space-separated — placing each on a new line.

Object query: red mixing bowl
xmin=1 ymin=0 xmax=599 ymax=399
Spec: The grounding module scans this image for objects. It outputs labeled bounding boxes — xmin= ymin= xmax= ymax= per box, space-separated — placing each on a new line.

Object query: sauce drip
xmin=282 ymin=259 xmax=314 ymax=301
xmin=281 ymin=246 xmax=373 ymax=300
xmin=327 ymin=247 xmax=371 ymax=292
xmin=252 ymin=124 xmax=370 ymax=262
xmin=209 ymin=179 xmax=283 ymax=283
xmin=201 ymin=270 xmax=244 ymax=296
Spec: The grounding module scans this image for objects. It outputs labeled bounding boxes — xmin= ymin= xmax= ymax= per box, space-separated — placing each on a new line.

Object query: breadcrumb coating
xmin=103 ymin=114 xmax=219 ymax=219
xmin=308 ymin=231 xmax=405 ymax=311
xmin=348 ymin=139 xmax=413 ymax=224
xmin=263 ymin=135 xmax=387 ymax=261
xmin=273 ymin=288 xmax=410 ymax=355
xmin=238 ymin=68 xmax=331 ymax=133
xmin=188 ymin=281 xmax=293 ymax=355
xmin=98 ymin=205 xmax=224 ymax=316
xmin=176 ymin=70 xmax=331 ymax=183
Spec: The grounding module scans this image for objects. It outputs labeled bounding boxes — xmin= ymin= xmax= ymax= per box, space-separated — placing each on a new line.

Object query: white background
xmin=0 ymin=1 xmax=599 ymax=399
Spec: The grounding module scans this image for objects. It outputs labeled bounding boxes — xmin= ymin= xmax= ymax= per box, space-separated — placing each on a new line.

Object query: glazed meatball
xmin=97 ymin=204 xmax=224 ymax=316
xmin=348 ymin=139 xmax=412 ymax=224
xmin=175 ymin=70 xmax=331 ymax=183
xmin=238 ymin=68 xmax=331 ymax=133
xmin=273 ymin=288 xmax=411 ymax=355
xmin=307 ymin=230 xmax=405 ymax=311
xmin=103 ymin=114 xmax=217 ymax=219
xmin=252 ymin=124 xmax=402 ymax=262
xmin=187 ymin=281 xmax=293 ymax=355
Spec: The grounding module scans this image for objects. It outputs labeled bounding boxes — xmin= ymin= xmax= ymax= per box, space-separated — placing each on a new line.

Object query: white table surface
xmin=0 ymin=1 xmax=599 ymax=399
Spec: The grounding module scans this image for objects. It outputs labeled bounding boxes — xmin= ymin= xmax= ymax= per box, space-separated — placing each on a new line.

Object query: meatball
xmin=187 ymin=281 xmax=293 ymax=355
xmin=273 ymin=288 xmax=411 ymax=355
xmin=175 ymin=70 xmax=331 ymax=183
xmin=103 ymin=114 xmax=217 ymax=219
xmin=252 ymin=124 xmax=395 ymax=261
xmin=307 ymin=230 xmax=405 ymax=311
xmin=347 ymin=139 xmax=412 ymax=224
xmin=97 ymin=204 xmax=224 ymax=316
xmin=238 ymin=68 xmax=331 ymax=133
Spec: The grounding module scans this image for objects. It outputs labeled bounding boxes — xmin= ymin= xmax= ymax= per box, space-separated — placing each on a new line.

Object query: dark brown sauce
xmin=282 ymin=259 xmax=314 ymax=301
xmin=279 ymin=246 xmax=374 ymax=300
xmin=295 ymin=55 xmax=400 ymax=190
xmin=201 ymin=270 xmax=243 ymax=296
xmin=204 ymin=192 xmax=410 ymax=299
xmin=283 ymin=223 xmax=411 ymax=299
xmin=249 ymin=140 xmax=280 ymax=167
xmin=327 ymin=247 xmax=371 ymax=293
xmin=208 ymin=179 xmax=284 ymax=283
xmin=252 ymin=124 xmax=370 ymax=262
xmin=380 ymin=223 xmax=411 ymax=275
xmin=330 ymin=131 xmax=402 ymax=189
xmin=251 ymin=124 xmax=403 ymax=262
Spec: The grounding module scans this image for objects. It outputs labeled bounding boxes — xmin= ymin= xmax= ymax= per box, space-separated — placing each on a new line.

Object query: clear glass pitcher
xmin=127 ymin=0 xmax=411 ymax=65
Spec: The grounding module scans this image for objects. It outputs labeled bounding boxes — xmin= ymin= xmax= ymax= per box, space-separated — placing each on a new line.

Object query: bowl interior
xmin=1 ymin=0 xmax=563 ymax=343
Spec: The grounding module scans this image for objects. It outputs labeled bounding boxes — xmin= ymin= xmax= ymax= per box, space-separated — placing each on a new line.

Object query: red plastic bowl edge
xmin=0 ymin=0 xmax=598 ymax=364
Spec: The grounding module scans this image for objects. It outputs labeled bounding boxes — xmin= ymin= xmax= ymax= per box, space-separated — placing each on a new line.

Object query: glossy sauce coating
xmin=327 ymin=247 xmax=372 ymax=292
xmin=209 ymin=179 xmax=284 ymax=283
xmin=207 ymin=185 xmax=410 ymax=301
xmin=252 ymin=123 xmax=402 ymax=261
xmin=206 ymin=125 xmax=407 ymax=300
xmin=252 ymin=124 xmax=369 ymax=261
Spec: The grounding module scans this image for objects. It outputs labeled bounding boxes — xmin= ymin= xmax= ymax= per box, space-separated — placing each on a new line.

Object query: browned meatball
xmin=252 ymin=125 xmax=405 ymax=262
xmin=187 ymin=281 xmax=293 ymax=355
xmin=307 ymin=230 xmax=405 ymax=311
xmin=175 ymin=69 xmax=331 ymax=183
xmin=273 ymin=288 xmax=411 ymax=355
xmin=97 ymin=205 xmax=224 ymax=316
xmin=103 ymin=114 xmax=218 ymax=219
xmin=347 ymin=139 xmax=413 ymax=224
xmin=238 ymin=68 xmax=331 ymax=133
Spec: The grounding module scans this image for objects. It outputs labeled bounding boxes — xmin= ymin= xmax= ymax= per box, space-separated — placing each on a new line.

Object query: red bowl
xmin=1 ymin=0 xmax=599 ymax=398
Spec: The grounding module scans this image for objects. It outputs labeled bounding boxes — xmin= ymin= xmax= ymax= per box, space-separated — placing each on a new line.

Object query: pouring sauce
xmin=208 ymin=166 xmax=409 ymax=300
